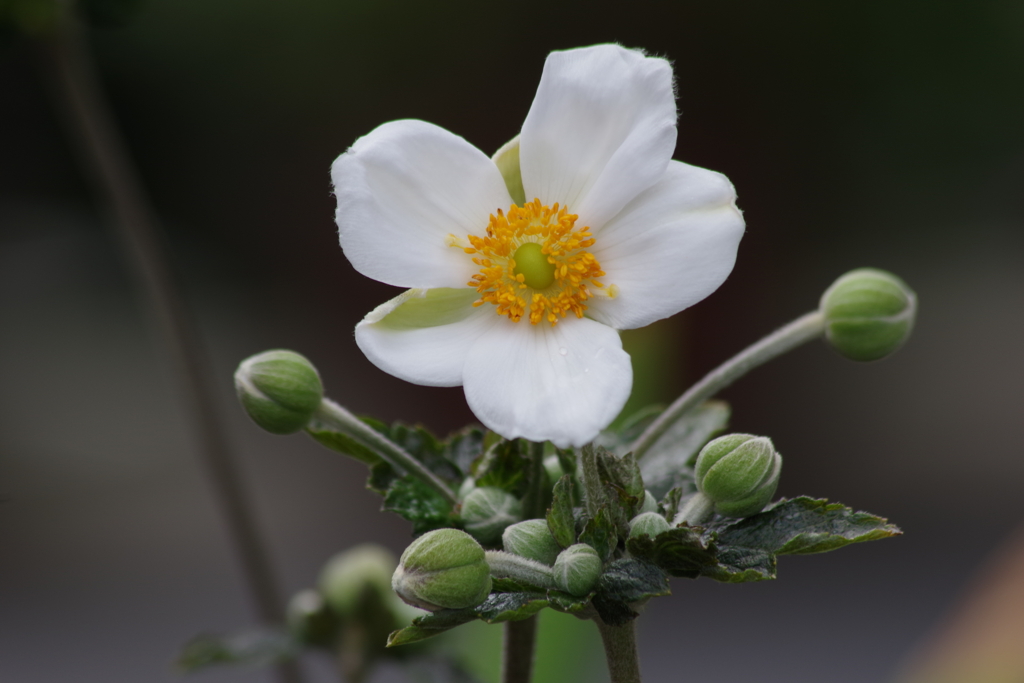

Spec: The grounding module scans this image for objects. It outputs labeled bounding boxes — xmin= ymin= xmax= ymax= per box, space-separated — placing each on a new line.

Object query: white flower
xmin=331 ymin=44 xmax=744 ymax=448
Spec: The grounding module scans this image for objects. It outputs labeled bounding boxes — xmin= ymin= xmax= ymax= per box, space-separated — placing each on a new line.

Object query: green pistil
xmin=512 ymin=243 xmax=555 ymax=290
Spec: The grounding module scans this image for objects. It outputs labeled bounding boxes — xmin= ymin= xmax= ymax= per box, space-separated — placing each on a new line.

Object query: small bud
xmin=820 ymin=268 xmax=917 ymax=362
xmin=628 ymin=511 xmax=671 ymax=540
xmin=286 ymin=589 xmax=339 ymax=648
xmin=553 ymin=544 xmax=602 ymax=597
xmin=235 ymin=350 xmax=323 ymax=434
xmin=461 ymin=486 xmax=523 ymax=546
xmin=319 ymin=544 xmax=396 ymax=619
xmin=392 ymin=529 xmax=492 ymax=611
xmin=502 ymin=519 xmax=562 ymax=566
xmin=640 ymin=490 xmax=659 ymax=515
xmin=695 ymin=434 xmax=782 ymax=518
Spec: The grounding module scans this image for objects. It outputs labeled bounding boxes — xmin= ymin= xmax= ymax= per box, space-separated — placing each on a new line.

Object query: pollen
xmin=453 ymin=199 xmax=608 ymax=325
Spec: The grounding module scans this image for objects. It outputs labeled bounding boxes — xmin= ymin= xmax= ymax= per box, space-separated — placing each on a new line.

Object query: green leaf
xmin=592 ymin=558 xmax=671 ymax=626
xmin=579 ymin=506 xmax=617 ymax=563
xmin=700 ymin=497 xmax=902 ymax=583
xmin=387 ymin=423 xmax=463 ymax=484
xmin=637 ymin=401 xmax=730 ymax=499
xmin=547 ymin=475 xmax=577 ymax=548
xmin=383 ymin=476 xmax=457 ymax=535
xmin=626 ymin=525 xmax=719 ymax=579
xmin=660 ymin=487 xmax=684 ymax=520
xmin=596 ymin=404 xmax=665 ymax=452
xmin=177 ymin=628 xmax=298 ymax=672
xmin=387 ymin=592 xmax=547 ymax=647
xmin=306 ymin=420 xmax=381 ymax=465
xmin=446 ymin=427 xmax=486 ymax=477
xmin=474 ymin=439 xmax=529 ymax=496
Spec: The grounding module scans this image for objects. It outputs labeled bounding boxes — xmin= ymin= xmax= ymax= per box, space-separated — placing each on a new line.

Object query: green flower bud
xmin=695 ymin=434 xmax=781 ymax=518
xmin=286 ymin=589 xmax=340 ymax=648
xmin=502 ymin=519 xmax=562 ymax=566
xmin=820 ymin=268 xmax=917 ymax=362
xmin=640 ymin=490 xmax=659 ymax=515
xmin=461 ymin=486 xmax=523 ymax=546
xmin=628 ymin=511 xmax=671 ymax=540
xmin=318 ymin=544 xmax=396 ymax=619
xmin=392 ymin=529 xmax=492 ymax=611
xmin=235 ymin=350 xmax=323 ymax=434
xmin=553 ymin=544 xmax=602 ymax=597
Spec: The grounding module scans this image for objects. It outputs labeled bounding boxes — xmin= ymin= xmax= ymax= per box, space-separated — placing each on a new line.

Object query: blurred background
xmin=1 ymin=0 xmax=1023 ymax=681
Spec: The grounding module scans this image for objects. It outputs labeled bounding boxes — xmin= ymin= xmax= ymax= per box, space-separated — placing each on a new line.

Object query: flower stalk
xmin=630 ymin=310 xmax=825 ymax=460
xmin=312 ymin=399 xmax=457 ymax=506
xmin=595 ymin=618 xmax=643 ymax=683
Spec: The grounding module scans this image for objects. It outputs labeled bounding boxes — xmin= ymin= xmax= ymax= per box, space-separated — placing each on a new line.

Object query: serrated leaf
xmin=588 ymin=446 xmax=644 ymax=534
xmin=547 ymin=475 xmax=576 ymax=548
xmin=387 ymin=423 xmax=463 ymax=484
xmin=387 ymin=592 xmax=547 ymax=647
xmin=177 ymin=628 xmax=298 ymax=672
xmin=700 ymin=497 xmax=902 ymax=583
xmin=637 ymin=401 xmax=730 ymax=499
xmin=660 ymin=487 xmax=684 ymax=520
xmin=446 ymin=427 xmax=486 ymax=477
xmin=579 ymin=506 xmax=617 ymax=563
xmin=626 ymin=525 xmax=719 ymax=578
xmin=383 ymin=476 xmax=456 ymax=535
xmin=592 ymin=558 xmax=671 ymax=626
xmin=474 ymin=439 xmax=529 ymax=496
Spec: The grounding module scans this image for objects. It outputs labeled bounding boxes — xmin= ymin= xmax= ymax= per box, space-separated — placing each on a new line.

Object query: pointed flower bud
xmin=628 ymin=511 xmax=671 ymax=540
xmin=820 ymin=268 xmax=917 ymax=362
xmin=392 ymin=529 xmax=492 ymax=612
xmin=640 ymin=490 xmax=659 ymax=515
xmin=318 ymin=544 xmax=396 ymax=620
xmin=235 ymin=350 xmax=323 ymax=434
xmin=502 ymin=519 xmax=562 ymax=566
xmin=553 ymin=543 xmax=602 ymax=597
xmin=461 ymin=486 xmax=523 ymax=546
xmin=695 ymin=434 xmax=782 ymax=518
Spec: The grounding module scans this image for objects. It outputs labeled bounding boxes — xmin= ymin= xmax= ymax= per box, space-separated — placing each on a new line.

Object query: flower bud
xmin=286 ymin=589 xmax=340 ymax=647
xmin=640 ymin=490 xmax=659 ymax=515
xmin=392 ymin=529 xmax=492 ymax=611
xmin=502 ymin=519 xmax=562 ymax=566
xmin=628 ymin=511 xmax=671 ymax=540
xmin=460 ymin=486 xmax=523 ymax=546
xmin=235 ymin=350 xmax=323 ymax=434
xmin=820 ymin=268 xmax=917 ymax=362
xmin=318 ymin=544 xmax=396 ymax=619
xmin=695 ymin=434 xmax=781 ymax=518
xmin=553 ymin=544 xmax=602 ymax=597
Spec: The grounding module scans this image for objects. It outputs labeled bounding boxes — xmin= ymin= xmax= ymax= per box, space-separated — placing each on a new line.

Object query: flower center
xmin=451 ymin=199 xmax=609 ymax=325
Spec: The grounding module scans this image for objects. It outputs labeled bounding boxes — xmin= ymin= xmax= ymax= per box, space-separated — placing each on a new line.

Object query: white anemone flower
xmin=331 ymin=44 xmax=744 ymax=448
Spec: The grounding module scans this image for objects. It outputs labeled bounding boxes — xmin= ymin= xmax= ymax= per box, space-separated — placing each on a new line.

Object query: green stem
xmin=313 ymin=399 xmax=457 ymax=505
xmin=595 ymin=618 xmax=642 ymax=683
xmin=486 ymin=550 xmax=556 ymax=588
xmin=502 ymin=616 xmax=538 ymax=683
xmin=502 ymin=440 xmax=546 ymax=683
xmin=631 ymin=310 xmax=825 ymax=460
xmin=672 ymin=491 xmax=714 ymax=527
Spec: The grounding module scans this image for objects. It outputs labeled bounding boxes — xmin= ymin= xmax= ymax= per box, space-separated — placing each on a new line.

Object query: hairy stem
xmin=313 ymin=399 xmax=457 ymax=505
xmin=672 ymin=492 xmax=714 ymax=527
xmin=595 ymin=618 xmax=642 ymax=683
xmin=631 ymin=311 xmax=825 ymax=460
xmin=39 ymin=8 xmax=300 ymax=683
xmin=486 ymin=551 xmax=556 ymax=588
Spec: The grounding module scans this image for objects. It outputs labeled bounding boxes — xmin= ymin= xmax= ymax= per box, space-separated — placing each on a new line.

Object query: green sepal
xmin=591 ymin=558 xmax=671 ymax=626
xmin=626 ymin=525 xmax=719 ymax=579
xmin=473 ymin=438 xmax=529 ymax=496
xmin=578 ymin=506 xmax=617 ymax=563
xmin=637 ymin=401 xmax=730 ymax=498
xmin=177 ymin=628 xmax=299 ymax=672
xmin=547 ymin=475 xmax=577 ymax=548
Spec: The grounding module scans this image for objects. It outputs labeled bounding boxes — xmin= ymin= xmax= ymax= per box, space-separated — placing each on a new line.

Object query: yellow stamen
xmin=453 ymin=199 xmax=609 ymax=325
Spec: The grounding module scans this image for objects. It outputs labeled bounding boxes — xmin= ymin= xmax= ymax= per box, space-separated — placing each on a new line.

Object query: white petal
xmin=587 ymin=161 xmax=745 ymax=330
xmin=519 ymin=45 xmax=677 ymax=230
xmin=355 ymin=288 xmax=499 ymax=387
xmin=332 ymin=120 xmax=513 ymax=289
xmin=462 ymin=317 xmax=632 ymax=448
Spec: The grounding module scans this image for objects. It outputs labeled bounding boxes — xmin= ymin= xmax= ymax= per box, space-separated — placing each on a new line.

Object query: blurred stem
xmin=503 ymin=617 xmax=538 ymax=683
xmin=313 ymin=399 xmax=457 ymax=505
xmin=630 ymin=311 xmax=825 ymax=460
xmin=38 ymin=7 xmax=301 ymax=683
xmin=502 ymin=440 xmax=546 ymax=683
xmin=595 ymin=619 xmax=642 ymax=683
